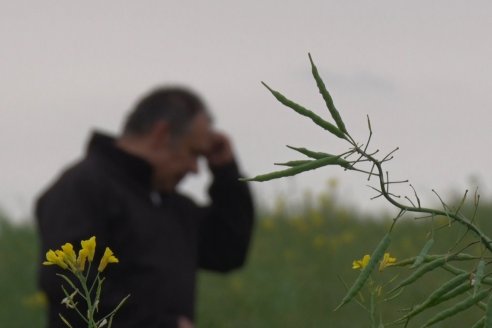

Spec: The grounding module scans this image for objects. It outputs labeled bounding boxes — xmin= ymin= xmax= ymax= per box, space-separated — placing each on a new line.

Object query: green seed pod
xmin=308 ymin=53 xmax=347 ymax=134
xmin=274 ymin=160 xmax=312 ymax=167
xmin=475 ymin=260 xmax=486 ymax=297
xmin=332 ymin=157 xmax=350 ymax=169
xmin=411 ymin=239 xmax=435 ymax=269
xmin=284 ymin=146 xmax=351 ymax=169
xmin=388 ymin=281 xmax=473 ymax=327
xmin=391 ymin=275 xmax=470 ymax=326
xmin=401 ymin=273 xmax=469 ymax=321
xmin=421 ymin=289 xmax=489 ymax=327
xmin=334 ymin=234 xmax=391 ymax=311
xmin=391 ymin=255 xmax=440 ymax=267
xmin=485 ymin=294 xmax=492 ymax=328
xmin=262 ymin=82 xmax=346 ymax=139
xmin=242 ymin=156 xmax=346 ymax=182
xmin=392 ymin=282 xmax=473 ymax=327
xmin=390 ymin=257 xmax=449 ymax=293
xmin=392 ymin=253 xmax=476 ymax=268
xmin=433 ymin=281 xmax=472 ymax=306
xmin=286 ymin=145 xmax=333 ymax=160
xmin=472 ymin=317 xmax=485 ymax=328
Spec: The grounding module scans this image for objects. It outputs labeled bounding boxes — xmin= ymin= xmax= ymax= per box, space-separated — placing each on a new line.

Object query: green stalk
xmin=77 ymin=272 xmax=96 ymax=328
xmin=356 ymin=145 xmax=492 ymax=252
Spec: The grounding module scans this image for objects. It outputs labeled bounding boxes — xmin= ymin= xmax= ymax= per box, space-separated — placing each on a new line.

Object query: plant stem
xmin=351 ymin=143 xmax=492 ymax=253
xmin=77 ymin=272 xmax=96 ymax=328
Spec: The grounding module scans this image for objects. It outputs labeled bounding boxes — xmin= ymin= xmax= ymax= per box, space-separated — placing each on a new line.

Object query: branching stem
xmin=348 ymin=142 xmax=492 ymax=253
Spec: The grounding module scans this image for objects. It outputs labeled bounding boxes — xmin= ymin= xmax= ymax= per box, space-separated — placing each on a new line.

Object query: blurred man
xmin=36 ymin=87 xmax=255 ymax=328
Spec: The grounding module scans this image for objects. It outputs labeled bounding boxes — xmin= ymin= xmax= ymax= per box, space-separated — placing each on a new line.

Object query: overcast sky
xmin=1 ymin=1 xmax=491 ymax=222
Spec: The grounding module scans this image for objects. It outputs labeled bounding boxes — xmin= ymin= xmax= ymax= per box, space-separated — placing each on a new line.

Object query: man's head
xmin=118 ymin=87 xmax=215 ymax=192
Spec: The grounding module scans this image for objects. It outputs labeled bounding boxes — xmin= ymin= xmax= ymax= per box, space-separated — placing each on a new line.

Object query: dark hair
xmin=122 ymin=87 xmax=210 ymax=137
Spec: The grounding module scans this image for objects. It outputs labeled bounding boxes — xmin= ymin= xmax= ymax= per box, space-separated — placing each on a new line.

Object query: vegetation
xmin=2 ymin=192 xmax=491 ymax=327
xmin=241 ymin=54 xmax=492 ymax=327
xmin=0 ymin=214 xmax=45 ymax=328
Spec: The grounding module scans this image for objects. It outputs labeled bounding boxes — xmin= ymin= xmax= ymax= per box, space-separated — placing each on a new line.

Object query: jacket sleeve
xmin=197 ymin=161 xmax=255 ymax=272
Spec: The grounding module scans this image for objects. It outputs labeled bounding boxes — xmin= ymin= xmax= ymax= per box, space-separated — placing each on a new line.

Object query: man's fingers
xmin=178 ymin=316 xmax=194 ymax=328
xmin=206 ymin=131 xmax=234 ymax=166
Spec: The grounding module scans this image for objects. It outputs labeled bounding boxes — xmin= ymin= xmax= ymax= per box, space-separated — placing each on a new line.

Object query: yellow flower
xmin=98 ymin=247 xmax=119 ymax=272
xmin=312 ymin=235 xmax=327 ymax=249
xmin=352 ymin=254 xmax=370 ymax=270
xmin=379 ymin=252 xmax=396 ymax=271
xmin=22 ymin=291 xmax=48 ymax=309
xmin=77 ymin=248 xmax=89 ymax=271
xmin=43 ymin=249 xmax=68 ymax=269
xmin=55 ymin=249 xmax=66 ymax=260
xmin=61 ymin=243 xmax=77 ymax=265
xmin=261 ymin=218 xmax=275 ymax=231
xmin=81 ymin=236 xmax=96 ymax=262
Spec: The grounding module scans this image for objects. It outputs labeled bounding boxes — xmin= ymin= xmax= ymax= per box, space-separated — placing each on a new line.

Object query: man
xmin=36 ymin=87 xmax=255 ymax=328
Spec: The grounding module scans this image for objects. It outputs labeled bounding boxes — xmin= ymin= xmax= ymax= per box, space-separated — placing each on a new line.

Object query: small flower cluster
xmin=43 ymin=236 xmax=119 ymax=273
xmin=352 ymin=252 xmax=396 ymax=271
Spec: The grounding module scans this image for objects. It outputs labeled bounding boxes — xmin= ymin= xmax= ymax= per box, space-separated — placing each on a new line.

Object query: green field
xmin=1 ymin=190 xmax=491 ymax=327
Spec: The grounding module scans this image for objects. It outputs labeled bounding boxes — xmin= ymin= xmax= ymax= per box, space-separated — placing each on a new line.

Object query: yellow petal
xmin=108 ymin=255 xmax=119 ymax=264
xmin=61 ymin=243 xmax=77 ymax=264
xmin=45 ymin=250 xmax=58 ymax=263
xmin=352 ymin=254 xmax=371 ymax=270
xmin=81 ymin=236 xmax=96 ymax=262
xmin=361 ymin=255 xmax=371 ymax=267
xmin=379 ymin=252 xmax=397 ymax=271
xmin=77 ymin=248 xmax=89 ymax=271
xmin=44 ymin=249 xmax=68 ymax=269
xmin=98 ymin=247 xmax=118 ymax=272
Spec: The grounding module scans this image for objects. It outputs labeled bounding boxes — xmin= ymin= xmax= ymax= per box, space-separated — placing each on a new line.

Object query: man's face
xmin=152 ymin=112 xmax=213 ymax=192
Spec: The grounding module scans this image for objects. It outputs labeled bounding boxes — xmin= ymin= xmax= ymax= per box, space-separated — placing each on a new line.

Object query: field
xmin=1 ymin=188 xmax=491 ymax=327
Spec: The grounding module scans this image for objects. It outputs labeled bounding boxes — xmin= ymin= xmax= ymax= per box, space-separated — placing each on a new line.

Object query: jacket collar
xmin=86 ymin=131 xmax=154 ymax=188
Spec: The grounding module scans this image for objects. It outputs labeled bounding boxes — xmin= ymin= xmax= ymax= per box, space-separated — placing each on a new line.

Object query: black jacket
xmin=36 ymin=132 xmax=255 ymax=328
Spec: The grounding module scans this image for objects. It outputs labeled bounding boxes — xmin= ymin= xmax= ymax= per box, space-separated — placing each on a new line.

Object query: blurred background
xmin=1 ymin=1 xmax=491 ymax=327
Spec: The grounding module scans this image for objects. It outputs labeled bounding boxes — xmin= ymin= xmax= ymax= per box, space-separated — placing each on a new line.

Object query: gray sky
xmin=1 ymin=1 xmax=491 ymax=222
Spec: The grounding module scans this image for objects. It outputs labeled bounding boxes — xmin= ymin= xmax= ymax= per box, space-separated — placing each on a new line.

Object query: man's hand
xmin=206 ymin=132 xmax=234 ymax=167
xmin=178 ymin=316 xmax=194 ymax=328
